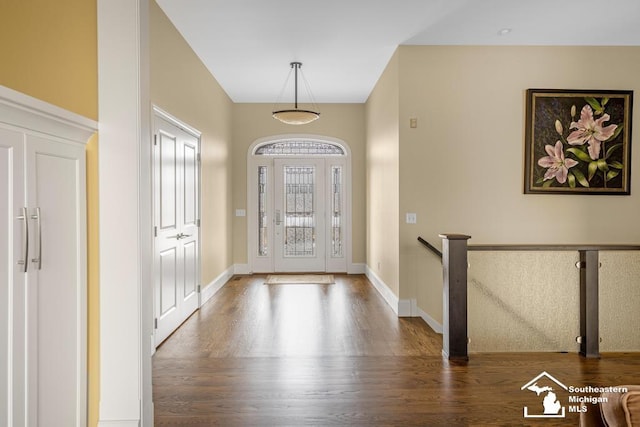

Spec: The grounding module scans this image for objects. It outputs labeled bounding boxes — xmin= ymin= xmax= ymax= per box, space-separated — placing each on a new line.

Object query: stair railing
xmin=418 ymin=235 xmax=640 ymax=360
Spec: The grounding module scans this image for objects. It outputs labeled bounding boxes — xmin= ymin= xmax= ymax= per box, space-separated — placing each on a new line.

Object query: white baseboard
xmin=417 ymin=306 xmax=443 ymax=334
xmin=233 ymin=263 xmax=251 ymax=275
xmin=397 ymin=298 xmax=416 ymax=317
xmin=201 ymin=266 xmax=234 ymax=306
xmin=364 ymin=265 xmax=444 ymax=332
xmin=98 ymin=420 xmax=140 ymax=426
xmin=365 ymin=265 xmax=399 ymax=315
xmin=348 ymin=263 xmax=366 ymax=274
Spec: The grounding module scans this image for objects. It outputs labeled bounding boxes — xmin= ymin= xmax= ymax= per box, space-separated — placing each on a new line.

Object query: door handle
xmin=31 ymin=207 xmax=42 ymax=270
xmin=17 ymin=207 xmax=29 ymax=272
xmin=167 ymin=233 xmax=193 ymax=240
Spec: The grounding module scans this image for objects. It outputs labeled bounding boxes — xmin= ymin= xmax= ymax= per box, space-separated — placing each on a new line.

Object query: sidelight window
xmin=258 ymin=166 xmax=268 ymax=256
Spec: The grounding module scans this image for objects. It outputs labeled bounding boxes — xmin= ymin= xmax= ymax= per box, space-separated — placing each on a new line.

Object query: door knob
xmin=167 ymin=232 xmax=193 ymax=240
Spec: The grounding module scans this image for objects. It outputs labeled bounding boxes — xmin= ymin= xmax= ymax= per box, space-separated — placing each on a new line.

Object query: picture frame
xmin=524 ymin=89 xmax=633 ymax=195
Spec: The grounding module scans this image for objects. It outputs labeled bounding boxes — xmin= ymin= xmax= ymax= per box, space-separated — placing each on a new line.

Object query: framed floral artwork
xmin=524 ymin=89 xmax=633 ymax=195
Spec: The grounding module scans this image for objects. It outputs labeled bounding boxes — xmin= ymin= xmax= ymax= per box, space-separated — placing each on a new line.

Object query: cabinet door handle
xmin=17 ymin=207 xmax=29 ymax=272
xmin=31 ymin=207 xmax=42 ymax=270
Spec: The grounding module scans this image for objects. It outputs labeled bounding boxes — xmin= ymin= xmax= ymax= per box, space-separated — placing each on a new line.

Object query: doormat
xmin=264 ymin=274 xmax=335 ymax=285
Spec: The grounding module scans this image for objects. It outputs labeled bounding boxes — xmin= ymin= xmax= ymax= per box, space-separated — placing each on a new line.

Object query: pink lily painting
xmin=524 ymin=89 xmax=633 ymax=195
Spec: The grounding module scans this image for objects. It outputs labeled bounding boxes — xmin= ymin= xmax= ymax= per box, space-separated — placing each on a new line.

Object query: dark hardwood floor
xmin=153 ymin=274 xmax=640 ymax=426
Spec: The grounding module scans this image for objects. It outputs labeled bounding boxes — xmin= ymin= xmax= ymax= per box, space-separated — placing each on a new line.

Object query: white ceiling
xmin=156 ymin=0 xmax=640 ymax=104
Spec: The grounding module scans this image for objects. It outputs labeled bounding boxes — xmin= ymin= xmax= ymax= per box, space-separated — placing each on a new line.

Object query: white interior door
xmin=24 ymin=135 xmax=87 ymax=427
xmin=153 ymin=116 xmax=200 ymax=346
xmin=273 ymin=158 xmax=325 ymax=272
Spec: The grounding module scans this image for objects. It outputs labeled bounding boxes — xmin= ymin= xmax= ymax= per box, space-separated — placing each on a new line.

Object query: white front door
xmin=273 ymin=158 xmax=326 ymax=272
xmin=153 ymin=115 xmax=200 ymax=346
xmin=248 ymin=137 xmax=350 ymax=273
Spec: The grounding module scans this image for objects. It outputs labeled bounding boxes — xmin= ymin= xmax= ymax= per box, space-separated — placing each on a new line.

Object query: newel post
xmin=439 ymin=234 xmax=471 ymax=360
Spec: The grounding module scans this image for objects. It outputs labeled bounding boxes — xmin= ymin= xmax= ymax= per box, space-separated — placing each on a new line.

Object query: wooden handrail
xmin=417 ymin=236 xmax=443 ymax=259
xmin=468 ymin=244 xmax=640 ymax=251
xmin=418 ymin=237 xmax=640 ymax=254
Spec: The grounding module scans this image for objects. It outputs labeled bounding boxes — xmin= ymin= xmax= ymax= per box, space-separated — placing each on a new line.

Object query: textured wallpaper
xmin=599 ymin=251 xmax=640 ymax=351
xmin=466 ymin=250 xmax=639 ymax=352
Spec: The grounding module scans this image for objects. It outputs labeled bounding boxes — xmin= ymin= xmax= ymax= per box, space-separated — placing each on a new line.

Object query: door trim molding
xmin=152 ymin=105 xmax=202 ymax=138
xmin=0 ymin=85 xmax=97 ymax=144
xmin=97 ymin=0 xmax=152 ymax=423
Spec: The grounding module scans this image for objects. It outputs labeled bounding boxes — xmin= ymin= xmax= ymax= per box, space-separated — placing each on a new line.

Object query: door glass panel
xmin=331 ymin=166 xmax=343 ymax=257
xmin=258 ymin=166 xmax=268 ymax=256
xmin=284 ymin=166 xmax=315 ymax=257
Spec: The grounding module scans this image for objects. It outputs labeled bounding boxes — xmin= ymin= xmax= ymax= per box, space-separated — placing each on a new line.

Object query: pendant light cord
xmin=293 ymin=62 xmax=299 ymax=109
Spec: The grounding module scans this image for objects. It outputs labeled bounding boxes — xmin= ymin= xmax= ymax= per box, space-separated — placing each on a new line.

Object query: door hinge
xmin=154 ymin=226 xmax=158 ymax=237
xmin=154 ymin=318 xmax=158 ymax=329
xmin=197 ymin=153 xmax=201 ymax=163
xmin=153 ymin=134 xmax=158 ymax=145
xmin=196 ymin=219 xmax=200 ymax=227
xmin=197 ymin=285 xmax=201 ymax=293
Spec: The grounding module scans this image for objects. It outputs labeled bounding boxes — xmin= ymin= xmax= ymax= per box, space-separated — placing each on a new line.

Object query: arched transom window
xmin=253 ymin=140 xmax=345 ymax=156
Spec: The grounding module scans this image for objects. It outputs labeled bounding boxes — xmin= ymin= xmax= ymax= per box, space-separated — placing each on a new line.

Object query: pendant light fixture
xmin=272 ymin=62 xmax=320 ymax=125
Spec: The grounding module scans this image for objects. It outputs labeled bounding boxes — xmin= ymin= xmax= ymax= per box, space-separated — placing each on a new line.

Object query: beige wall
xmin=151 ymin=1 xmax=234 ymax=286
xmin=231 ymin=103 xmax=366 ymax=268
xmin=396 ymin=46 xmax=640 ymax=350
xmin=365 ymin=51 xmax=401 ymax=297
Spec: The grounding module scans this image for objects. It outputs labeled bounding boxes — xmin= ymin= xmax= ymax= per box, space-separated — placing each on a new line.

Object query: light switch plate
xmin=406 ymin=213 xmax=417 ymax=224
xmin=235 ymin=209 xmax=246 ymax=217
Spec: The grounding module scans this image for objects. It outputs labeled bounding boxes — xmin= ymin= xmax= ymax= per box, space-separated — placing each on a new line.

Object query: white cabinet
xmin=0 ymin=87 xmax=96 ymax=427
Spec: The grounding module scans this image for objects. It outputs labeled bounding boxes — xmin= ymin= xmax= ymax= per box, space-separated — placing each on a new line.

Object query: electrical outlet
xmin=406 ymin=213 xmax=417 ymax=224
